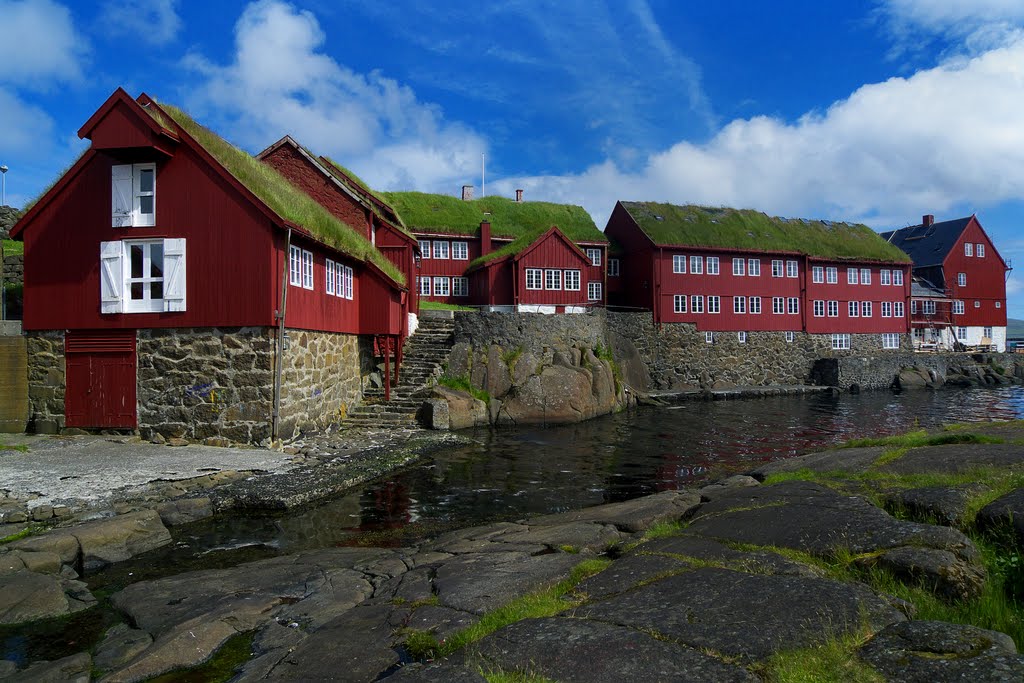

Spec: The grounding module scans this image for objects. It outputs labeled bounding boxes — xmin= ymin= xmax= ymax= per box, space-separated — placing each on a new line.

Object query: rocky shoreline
xmin=2 ymin=421 xmax=1024 ymax=681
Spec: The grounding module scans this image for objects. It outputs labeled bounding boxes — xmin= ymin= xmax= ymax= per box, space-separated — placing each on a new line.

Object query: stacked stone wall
xmin=453 ymin=310 xmax=607 ymax=357
xmin=2 ymin=254 xmax=23 ymax=287
xmin=25 ymin=331 xmax=65 ymax=433
xmin=138 ymin=327 xmax=275 ymax=444
xmin=276 ymin=329 xmax=371 ymax=440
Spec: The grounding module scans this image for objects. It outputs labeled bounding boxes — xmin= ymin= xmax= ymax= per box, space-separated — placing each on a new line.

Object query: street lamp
xmin=0 ymin=166 xmax=7 ymax=206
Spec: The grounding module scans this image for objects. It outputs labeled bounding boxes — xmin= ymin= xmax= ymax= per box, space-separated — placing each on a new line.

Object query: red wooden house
xmin=383 ymin=190 xmax=609 ymax=311
xmin=257 ymin=136 xmax=420 ymax=333
xmin=881 ymin=215 xmax=1011 ymax=351
xmin=605 ymin=202 xmax=913 ymax=350
xmin=10 ymin=88 xmax=407 ymax=443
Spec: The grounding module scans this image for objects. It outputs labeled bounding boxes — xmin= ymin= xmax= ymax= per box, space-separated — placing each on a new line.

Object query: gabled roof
xmin=879 ymin=217 xmax=973 ymax=268
xmin=383 ymin=192 xmax=607 ymax=244
xmin=619 ymin=202 xmax=911 ymax=263
xmin=467 ymin=225 xmax=589 ymax=271
xmin=911 ymin=278 xmax=949 ymax=299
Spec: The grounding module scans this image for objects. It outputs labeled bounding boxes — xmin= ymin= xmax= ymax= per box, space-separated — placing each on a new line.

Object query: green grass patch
xmin=0 ymin=525 xmax=40 ymax=544
xmin=0 ymin=442 xmax=29 ymax=452
xmin=2 ymin=239 xmax=22 ymax=256
xmin=620 ymin=202 xmax=910 ymax=263
xmin=139 ymin=630 xmax=255 ymax=682
xmin=420 ymin=301 xmax=475 ymax=311
xmin=437 ymin=373 xmax=490 ymax=403
xmin=841 ymin=429 xmax=1003 ymax=451
xmin=482 ymin=669 xmax=557 ymax=683
xmin=763 ymin=630 xmax=884 ymax=683
xmin=404 ymin=558 xmax=612 ymax=660
xmin=641 ymin=520 xmax=686 ymax=541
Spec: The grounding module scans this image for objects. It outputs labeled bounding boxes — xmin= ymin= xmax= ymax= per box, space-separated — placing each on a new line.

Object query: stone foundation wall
xmin=25 ymin=331 xmax=65 ymax=434
xmin=2 ymin=254 xmax=23 ymax=287
xmin=453 ymin=310 xmax=607 ymax=356
xmin=277 ymin=329 xmax=371 ymax=440
xmin=138 ymin=327 xmax=275 ymax=444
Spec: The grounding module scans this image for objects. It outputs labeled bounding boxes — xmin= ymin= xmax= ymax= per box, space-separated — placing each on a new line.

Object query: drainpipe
xmin=272 ymin=228 xmax=292 ymax=442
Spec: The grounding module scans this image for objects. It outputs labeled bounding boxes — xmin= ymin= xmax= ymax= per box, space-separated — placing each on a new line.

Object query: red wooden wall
xmin=514 ymin=232 xmax=594 ymax=306
xmin=943 ymin=218 xmax=1008 ymax=328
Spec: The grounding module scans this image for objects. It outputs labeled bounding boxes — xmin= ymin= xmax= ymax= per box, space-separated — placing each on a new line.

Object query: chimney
xmin=922 ymin=214 xmax=934 ymax=227
xmin=515 ymin=189 xmax=523 ymax=203
xmin=480 ymin=219 xmax=491 ymax=256
xmin=462 ymin=185 xmax=474 ymax=201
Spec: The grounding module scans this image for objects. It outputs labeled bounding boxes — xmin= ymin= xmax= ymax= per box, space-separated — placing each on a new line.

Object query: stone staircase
xmin=343 ymin=317 xmax=455 ymax=428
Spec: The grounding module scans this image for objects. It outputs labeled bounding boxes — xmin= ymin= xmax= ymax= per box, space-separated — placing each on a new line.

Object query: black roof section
xmin=879 ymin=217 xmax=972 ymax=268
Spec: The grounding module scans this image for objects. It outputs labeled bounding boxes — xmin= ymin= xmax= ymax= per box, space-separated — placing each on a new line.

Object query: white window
xmin=733 ymin=258 xmax=745 ymax=276
xmin=832 ymin=334 xmax=851 ymax=350
xmin=812 ymin=266 xmax=824 ymax=283
xmin=894 ymin=302 xmax=904 ymax=317
xmin=707 ymin=257 xmax=720 ymax=275
xmin=564 ymin=270 xmax=581 ymax=291
xmin=302 ymin=250 xmax=314 ymax=289
xmin=953 ymin=300 xmax=965 ymax=315
xmin=860 ymin=268 xmax=871 ymax=285
xmin=924 ymin=300 xmax=937 ymax=315
xmin=433 ymin=276 xmax=450 ymax=297
xmin=748 ymin=259 xmax=760 ymax=276
xmin=788 ymin=297 xmax=799 ymax=315
xmin=672 ymin=255 xmax=686 ymax=274
xmin=100 ymin=238 xmax=185 ymax=314
xmin=419 ymin=240 xmax=431 ymax=259
xmin=342 ymin=265 xmax=354 ymax=299
xmin=452 ymin=241 xmax=469 ymax=260
xmin=609 ymin=259 xmax=620 ymax=277
xmin=880 ymin=270 xmax=891 ymax=286
xmin=734 ymin=296 xmax=746 ymax=314
xmin=588 ymin=282 xmax=602 ymax=301
xmin=985 ymin=326 xmax=993 ymax=338
xmin=892 ymin=270 xmax=903 ymax=286
xmin=691 ymin=295 xmax=704 ymax=313
xmin=772 ymin=260 xmax=783 ymax=277
xmin=749 ymin=296 xmax=761 ymax=314
xmin=526 ymin=269 xmax=542 ymax=290
xmin=690 ymin=256 xmax=703 ymax=274
xmin=977 ymin=244 xmax=985 ymax=258
xmin=418 ymin=276 xmax=431 ymax=296
xmin=826 ymin=267 xmax=838 ymax=284
xmin=848 ymin=268 xmax=858 ymax=285
xmin=881 ymin=302 xmax=892 ymax=317
xmin=957 ymin=272 xmax=966 ymax=287
xmin=910 ymin=300 xmax=917 ymax=314
xmin=289 ymin=245 xmax=302 ymax=286
xmin=586 ymin=248 xmax=602 ymax=267
xmin=785 ymin=331 xmax=795 ymax=343
xmin=828 ymin=300 xmax=839 ymax=317
xmin=996 ymin=301 xmax=1002 ymax=309
xmin=708 ymin=295 xmax=721 ymax=313
xmin=882 ymin=333 xmax=900 ymax=349
xmin=738 ymin=331 xmax=747 ymax=344
xmin=813 ymin=300 xmax=824 ymax=317
xmin=111 ymin=163 xmax=156 ymax=227
xmin=674 ymin=294 xmax=687 ymax=313
xmin=326 ymin=259 xmax=336 ymax=295
xmin=862 ymin=301 xmax=872 ymax=317
xmin=975 ymin=300 xmax=981 ymax=308
xmin=545 ymin=269 xmax=562 ymax=290
xmin=453 ymin=276 xmax=469 ymax=297
xmin=965 ymin=243 xmax=973 ymax=257
xmin=786 ymin=260 xmax=798 ymax=278
xmin=849 ymin=301 xmax=859 ymax=317
xmin=705 ymin=331 xmax=714 ymax=344
xmin=957 ymin=326 xmax=968 ymax=340
xmin=433 ymin=241 xmax=449 ymax=260
xmin=773 ymin=297 xmax=785 ymax=315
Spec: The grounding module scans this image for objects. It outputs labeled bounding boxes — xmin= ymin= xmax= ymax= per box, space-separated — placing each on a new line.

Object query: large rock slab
xmin=432 ymin=550 xmax=582 ymax=614
xmin=749 ymin=446 xmax=886 ymax=479
xmin=878 ymin=444 xmax=1024 ymax=475
xmin=498 ymin=364 xmax=595 ymax=425
xmin=0 ymin=652 xmax=91 ymax=683
xmin=469 ymin=617 xmax=757 ymax=682
xmin=0 ymin=570 xmax=71 ymax=624
xmin=527 ymin=490 xmax=701 ymax=533
xmin=578 ymin=567 xmax=905 ymax=662
xmin=975 ymin=487 xmax=1024 ymax=550
xmin=883 ymin=485 xmax=987 ymax=528
xmin=859 ymin=620 xmax=1024 ymax=682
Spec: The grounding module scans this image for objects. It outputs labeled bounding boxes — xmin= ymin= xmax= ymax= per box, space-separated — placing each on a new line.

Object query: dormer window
xmin=112 ymin=163 xmax=156 ymax=227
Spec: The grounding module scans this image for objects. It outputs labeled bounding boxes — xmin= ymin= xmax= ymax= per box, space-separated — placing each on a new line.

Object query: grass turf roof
xmin=382 ymin=192 xmax=606 ymax=243
xmin=319 ymin=156 xmax=415 ymax=239
xmin=157 ymin=103 xmax=405 ymax=286
xmin=622 ymin=202 xmax=911 ymax=263
xmin=468 ymin=225 xmax=555 ymax=269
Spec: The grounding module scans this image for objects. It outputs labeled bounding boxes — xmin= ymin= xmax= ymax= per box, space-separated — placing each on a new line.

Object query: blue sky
xmin=3 ymin=0 xmax=1024 ymax=316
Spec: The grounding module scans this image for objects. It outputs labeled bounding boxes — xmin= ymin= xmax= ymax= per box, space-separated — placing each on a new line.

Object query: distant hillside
xmin=1008 ymin=319 xmax=1024 ymax=338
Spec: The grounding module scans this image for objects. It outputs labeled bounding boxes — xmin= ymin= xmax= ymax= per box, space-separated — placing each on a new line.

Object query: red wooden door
xmin=65 ymin=331 xmax=137 ymax=429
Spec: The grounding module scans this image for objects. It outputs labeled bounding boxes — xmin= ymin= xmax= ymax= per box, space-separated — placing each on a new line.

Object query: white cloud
xmin=99 ymin=0 xmax=182 ymax=46
xmin=493 ymin=37 xmax=1024 ymax=229
xmin=182 ymin=0 xmax=486 ymax=193
xmin=0 ymin=0 xmax=86 ymax=87
xmin=877 ymin=0 xmax=1024 ymax=58
xmin=0 ymin=87 xmax=54 ymax=155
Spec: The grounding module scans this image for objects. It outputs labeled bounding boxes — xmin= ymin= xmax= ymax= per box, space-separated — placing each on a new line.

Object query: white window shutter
xmin=163 ymin=238 xmax=187 ymax=312
xmin=112 ymin=165 xmax=133 ymax=227
xmin=100 ymin=241 xmax=123 ymax=314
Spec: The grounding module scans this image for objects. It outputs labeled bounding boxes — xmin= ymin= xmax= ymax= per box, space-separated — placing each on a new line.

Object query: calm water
xmin=157 ymin=386 xmax=1024 ymax=561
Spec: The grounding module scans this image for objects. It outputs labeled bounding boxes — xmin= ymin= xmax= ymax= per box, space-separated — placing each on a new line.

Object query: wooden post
xmin=383 ymin=337 xmax=391 ymax=402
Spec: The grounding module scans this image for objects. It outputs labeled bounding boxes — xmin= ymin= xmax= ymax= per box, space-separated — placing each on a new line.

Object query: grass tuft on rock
xmin=764 ymin=631 xmax=884 ymax=683
xmin=437 ymin=373 xmax=490 ymax=403
xmin=482 ymin=669 xmax=558 ymax=683
xmin=140 ymin=630 xmax=256 ymax=683
xmin=841 ymin=430 xmax=1003 ymax=451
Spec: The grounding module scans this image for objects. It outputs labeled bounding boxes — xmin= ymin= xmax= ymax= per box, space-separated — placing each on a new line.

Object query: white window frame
xmin=882 ymin=333 xmax=900 ymax=349
xmin=545 ymin=269 xmax=562 ymax=290
xmin=749 ymin=296 xmax=761 ymax=314
xmin=892 ymin=270 xmax=904 ymax=286
xmin=738 ymin=331 xmax=747 ymax=344
xmin=860 ymin=268 xmax=871 ymax=285
xmin=525 ymin=268 xmax=542 ymax=290
xmin=326 ymin=259 xmax=336 ymax=295
xmin=974 ymin=300 xmax=981 ymax=308
xmin=953 ymin=300 xmax=965 ymax=315
xmin=734 ymin=296 xmax=746 ymax=314
xmin=608 ymin=258 xmax=620 ymax=277
xmin=418 ymin=276 xmax=431 ymax=296
xmin=112 ymin=163 xmax=156 ymax=228
xmin=419 ymin=240 xmax=431 ymax=259
xmin=813 ymin=300 xmax=824 ymax=317
xmin=832 ymin=334 xmax=851 ymax=350
xmin=894 ymin=301 xmax=904 ymax=317
xmin=957 ymin=272 xmax=967 ymax=287
xmin=100 ymin=238 xmax=185 ymax=314
xmin=984 ymin=326 xmax=993 ymax=338
xmin=705 ymin=331 xmax=714 ymax=344
xmin=996 ymin=301 xmax=1002 ymax=309
xmin=452 ymin=241 xmax=469 ymax=260
xmin=564 ymin=269 xmax=581 ymax=291
xmin=673 ymin=294 xmax=687 ymax=313
xmin=452 ymin=276 xmax=469 ymax=297
xmin=786 ymin=260 xmax=798 ymax=278
xmin=862 ymin=301 xmax=872 ymax=317
xmin=881 ymin=302 xmax=892 ymax=317
xmin=302 ymin=250 xmax=314 ymax=290
xmin=828 ymin=300 xmax=839 ymax=317
xmin=787 ymin=297 xmax=799 ymax=315
xmin=588 ymin=281 xmax=602 ymax=301
xmin=586 ymin=248 xmax=602 ymax=267
xmin=691 ymin=295 xmax=704 ymax=313
xmin=343 ymin=265 xmax=354 ymax=300
xmin=433 ymin=276 xmax=450 ymax=297
xmin=707 ymin=257 xmax=719 ymax=275
xmin=965 ymin=242 xmax=973 ymax=257
xmin=957 ymin=326 xmax=968 ymax=341
xmin=433 ymin=241 xmax=450 ymax=260
xmin=289 ymin=245 xmax=303 ymax=286
xmin=690 ymin=255 xmax=703 ymax=274
xmin=812 ymin=266 xmax=824 ymax=283
xmin=785 ymin=331 xmax=796 ymax=343
xmin=733 ymin=258 xmax=745 ymax=276
xmin=708 ymin=295 xmax=720 ymax=314
xmin=880 ymin=270 xmax=891 ymax=286
xmin=924 ymin=300 xmax=936 ymax=315
xmin=672 ymin=255 xmax=686 ymax=274
xmin=773 ymin=297 xmax=785 ymax=315
xmin=849 ymin=301 xmax=859 ymax=317
xmin=977 ymin=244 xmax=985 ymax=258
xmin=826 ymin=267 xmax=838 ymax=284
xmin=848 ymin=268 xmax=858 ymax=285
xmin=772 ymin=260 xmax=783 ymax=277
xmin=748 ymin=259 xmax=760 ymax=276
